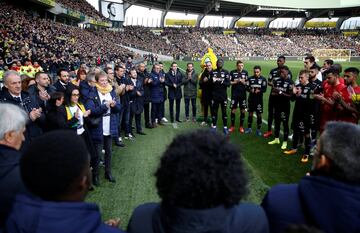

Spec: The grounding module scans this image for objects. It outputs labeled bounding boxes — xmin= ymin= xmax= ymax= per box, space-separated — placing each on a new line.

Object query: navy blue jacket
xmin=165 ymin=69 xmax=183 ymax=100
xmin=127 ymin=203 xmax=269 ymax=233
xmin=262 ymin=175 xmax=360 ymax=233
xmin=80 ymin=80 xmax=95 ymax=104
xmin=149 ymin=72 xmax=164 ymax=104
xmin=128 ymin=78 xmax=144 ymax=114
xmin=6 ymin=195 xmax=125 ymax=233
xmin=85 ymin=88 xmax=121 ymax=144
xmin=0 ymin=145 xmax=27 ymax=228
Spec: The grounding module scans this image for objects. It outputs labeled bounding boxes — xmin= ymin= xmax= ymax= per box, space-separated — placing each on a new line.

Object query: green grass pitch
xmin=87 ymin=60 xmax=360 ymax=229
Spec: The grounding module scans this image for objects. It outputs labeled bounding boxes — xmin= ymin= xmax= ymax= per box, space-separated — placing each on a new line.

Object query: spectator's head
xmin=236 ymin=60 xmax=244 ymax=71
xmin=57 ymin=68 xmax=69 ymax=84
xmin=170 ymin=62 xmax=178 ymax=72
xmin=48 ymin=92 xmax=64 ymax=108
xmin=312 ymin=122 xmax=360 ymax=183
xmin=138 ymin=63 xmax=146 ymax=72
xmin=254 ymin=65 xmax=261 ymax=77
xmin=324 ymin=67 xmax=339 ymax=85
xmin=298 ymin=70 xmax=309 ymax=85
xmin=3 ymin=70 xmax=22 ymax=96
xmin=159 ymin=62 xmax=164 ymax=70
xmin=0 ymin=103 xmax=27 ymax=150
xmin=277 ymin=56 xmax=286 ymax=67
xmin=114 ymin=65 xmax=125 ymax=78
xmin=65 ymin=85 xmax=81 ymax=105
xmin=153 ymin=64 xmax=161 ymax=74
xmin=155 ymin=130 xmax=248 ymax=209
xmin=35 ymin=72 xmax=50 ymax=88
xmin=86 ymin=72 xmax=96 ymax=87
xmin=129 ymin=69 xmax=137 ymax=79
xmin=344 ymin=67 xmax=359 ymax=86
xmin=309 ymin=64 xmax=320 ymax=79
xmin=127 ymin=57 xmax=132 ymax=63
xmin=186 ymin=62 xmax=193 ymax=72
xmin=76 ymin=69 xmax=87 ymax=82
xmin=20 ymin=130 xmax=91 ymax=201
xmin=216 ymin=59 xmax=224 ymax=69
xmin=95 ymin=71 xmax=109 ymax=88
xmin=304 ymin=56 xmax=315 ymax=70
xmin=323 ymin=59 xmax=334 ymax=70
xmin=279 ymin=66 xmax=289 ymax=79
xmin=104 ymin=67 xmax=114 ymax=81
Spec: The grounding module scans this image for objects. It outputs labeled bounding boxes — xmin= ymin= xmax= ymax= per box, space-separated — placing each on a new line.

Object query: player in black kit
xmin=264 ymin=56 xmax=292 ymax=138
xmin=244 ymin=66 xmax=267 ymax=136
xmin=284 ymin=70 xmax=313 ymax=162
xmin=211 ymin=59 xmax=230 ymax=135
xmin=229 ymin=60 xmax=248 ymax=133
xmin=268 ymin=66 xmax=294 ymax=150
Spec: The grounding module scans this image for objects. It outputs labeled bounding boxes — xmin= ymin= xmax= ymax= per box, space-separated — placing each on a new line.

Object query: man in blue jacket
xmin=6 ymin=130 xmax=125 ymax=233
xmin=262 ymin=121 xmax=360 ymax=233
xmin=149 ymin=64 xmax=165 ymax=126
xmin=165 ymin=62 xmax=184 ymax=123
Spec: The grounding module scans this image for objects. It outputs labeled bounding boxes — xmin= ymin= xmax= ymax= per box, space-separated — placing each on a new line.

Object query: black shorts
xmin=248 ymin=97 xmax=263 ymax=113
xmin=292 ymin=116 xmax=311 ymax=133
xmin=231 ymin=94 xmax=247 ymax=110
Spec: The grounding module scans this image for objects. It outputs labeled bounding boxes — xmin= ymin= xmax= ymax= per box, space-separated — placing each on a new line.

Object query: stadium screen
xmin=100 ymin=1 xmax=124 ymax=22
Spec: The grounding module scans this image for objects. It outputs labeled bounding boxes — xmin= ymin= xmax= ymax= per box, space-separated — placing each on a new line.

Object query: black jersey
xmin=230 ymin=69 xmax=248 ymax=98
xmin=247 ymin=75 xmax=267 ymax=98
xmin=293 ymin=83 xmax=313 ymax=114
xmin=272 ymin=77 xmax=294 ymax=104
xmin=199 ymin=70 xmax=214 ymax=101
xmin=268 ymin=67 xmax=293 ymax=86
xmin=212 ymin=68 xmax=230 ymax=102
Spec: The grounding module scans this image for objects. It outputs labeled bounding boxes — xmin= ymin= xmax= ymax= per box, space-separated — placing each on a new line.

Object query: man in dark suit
xmin=52 ymin=68 xmax=70 ymax=93
xmin=165 ymin=62 xmax=184 ymax=123
xmin=0 ymin=103 xmax=28 ymax=228
xmin=128 ymin=69 xmax=146 ymax=135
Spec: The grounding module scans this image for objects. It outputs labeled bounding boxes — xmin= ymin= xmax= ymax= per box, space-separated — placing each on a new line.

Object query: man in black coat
xmin=0 ymin=103 xmax=28 ymax=228
xmin=0 ymin=71 xmax=44 ymax=147
xmin=52 ymin=68 xmax=71 ymax=93
xmin=165 ymin=62 xmax=184 ymax=123
xmin=128 ymin=69 xmax=146 ymax=135
xmin=137 ymin=63 xmax=153 ymax=128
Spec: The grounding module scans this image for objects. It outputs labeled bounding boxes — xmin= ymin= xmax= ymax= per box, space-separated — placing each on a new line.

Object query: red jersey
xmin=320 ymin=81 xmax=352 ymax=131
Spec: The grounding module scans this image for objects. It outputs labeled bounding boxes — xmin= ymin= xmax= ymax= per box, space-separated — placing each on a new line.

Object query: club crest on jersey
xmin=304 ymin=89 xmax=308 ymax=93
xmin=221 ymin=74 xmax=225 ymax=77
xmin=284 ymin=83 xmax=288 ymax=88
xmin=258 ymin=80 xmax=262 ymax=84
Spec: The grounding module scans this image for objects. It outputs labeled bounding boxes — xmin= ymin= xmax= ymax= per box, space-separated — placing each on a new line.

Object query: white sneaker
xmin=200 ymin=121 xmax=207 ymax=126
xmin=118 ymin=137 xmax=123 ymax=142
xmin=162 ymin=117 xmax=168 ymax=123
xmin=155 ymin=119 xmax=159 ymax=124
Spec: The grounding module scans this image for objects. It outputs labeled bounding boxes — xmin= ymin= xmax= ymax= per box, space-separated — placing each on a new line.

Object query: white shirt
xmin=98 ymin=91 xmax=112 ymax=136
xmin=316 ymin=71 xmax=323 ymax=81
xmin=69 ymin=105 xmax=85 ymax=135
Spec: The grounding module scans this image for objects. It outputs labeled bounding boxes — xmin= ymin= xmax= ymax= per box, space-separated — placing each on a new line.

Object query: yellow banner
xmin=223 ymin=30 xmax=236 ymax=35
xmin=35 ymin=0 xmax=55 ymax=7
xmin=165 ymin=19 xmax=196 ymax=26
xmin=236 ymin=21 xmax=265 ymax=28
xmin=89 ymin=19 xmax=112 ymax=27
xmin=304 ymin=21 xmax=336 ymax=28
xmin=342 ymin=31 xmax=359 ymax=37
xmin=271 ymin=31 xmax=285 ymax=36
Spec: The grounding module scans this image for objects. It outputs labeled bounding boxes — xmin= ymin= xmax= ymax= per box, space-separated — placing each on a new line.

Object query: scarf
xmin=95 ymin=83 xmax=113 ymax=95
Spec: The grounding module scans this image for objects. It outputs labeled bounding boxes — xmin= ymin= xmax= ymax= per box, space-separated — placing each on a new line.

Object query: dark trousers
xmin=151 ymin=102 xmax=162 ymax=123
xmin=130 ymin=111 xmax=142 ymax=133
xmin=169 ymin=98 xmax=181 ymax=121
xmin=203 ymin=99 xmax=212 ymax=122
xmin=160 ymin=101 xmax=165 ymax=119
xmin=80 ymin=129 xmax=97 ymax=175
xmin=212 ymin=100 xmax=228 ymax=127
xmin=144 ymin=102 xmax=150 ymax=126
xmin=185 ymin=98 xmax=196 ymax=118
xmin=94 ymin=135 xmax=112 ymax=174
xmin=118 ymin=104 xmax=130 ymax=136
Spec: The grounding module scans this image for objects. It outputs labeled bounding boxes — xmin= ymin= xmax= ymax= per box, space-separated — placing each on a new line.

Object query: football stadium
xmin=0 ymin=0 xmax=360 ymax=232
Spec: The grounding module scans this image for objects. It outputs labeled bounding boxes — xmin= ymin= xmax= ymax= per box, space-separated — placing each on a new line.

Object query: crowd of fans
xmin=56 ymin=0 xmax=107 ymax=21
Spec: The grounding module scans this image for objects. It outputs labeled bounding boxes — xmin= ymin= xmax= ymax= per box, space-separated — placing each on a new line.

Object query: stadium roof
xmin=124 ymin=0 xmax=360 ymax=18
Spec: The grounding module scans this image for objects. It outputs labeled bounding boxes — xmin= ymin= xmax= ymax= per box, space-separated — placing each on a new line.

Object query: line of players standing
xmin=199 ymin=56 xmax=336 ymax=163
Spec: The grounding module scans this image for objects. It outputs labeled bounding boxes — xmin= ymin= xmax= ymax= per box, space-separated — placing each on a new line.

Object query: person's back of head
xmin=155 ymin=129 xmax=247 ymax=209
xmin=20 ymin=130 xmax=91 ymax=201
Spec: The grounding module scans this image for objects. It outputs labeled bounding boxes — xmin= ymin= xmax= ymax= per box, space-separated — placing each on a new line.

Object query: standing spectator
xmin=262 ymin=122 xmax=360 ymax=233
xmin=27 ymin=72 xmax=52 ymax=112
xmin=165 ymin=62 xmax=184 ymax=123
xmin=0 ymin=103 xmax=28 ymax=228
xmin=182 ymin=62 xmax=198 ymax=122
xmin=149 ymin=64 xmax=165 ymax=127
xmin=199 ymin=61 xmax=214 ymax=126
xmin=245 ymin=66 xmax=267 ymax=136
xmin=159 ymin=62 xmax=168 ymax=123
xmin=86 ymin=71 xmax=121 ymax=184
xmin=229 ymin=60 xmax=248 ymax=133
xmin=52 ymin=68 xmax=70 ymax=93
xmin=125 ymin=57 xmax=134 ymax=73
xmin=128 ymin=69 xmax=146 ymax=135
xmin=268 ymin=66 xmax=294 ymax=150
xmin=6 ymin=131 xmax=125 ymax=233
xmin=0 ymin=71 xmax=44 ymax=147
xmin=45 ymin=92 xmax=65 ymax=132
xmin=127 ymin=130 xmax=269 ymax=233
xmin=72 ymin=68 xmax=87 ymax=87
xmin=137 ymin=63 xmax=153 ymax=128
